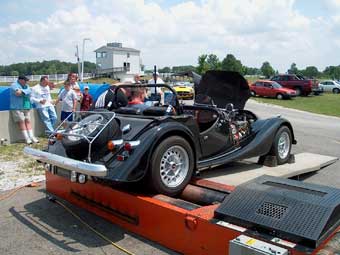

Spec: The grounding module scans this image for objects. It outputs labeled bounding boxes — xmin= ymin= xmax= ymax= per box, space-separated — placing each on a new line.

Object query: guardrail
xmin=0 ymin=73 xmax=94 ymax=83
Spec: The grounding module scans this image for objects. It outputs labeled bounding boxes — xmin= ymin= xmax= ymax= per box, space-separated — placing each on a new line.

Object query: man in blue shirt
xmin=10 ymin=75 xmax=39 ymax=144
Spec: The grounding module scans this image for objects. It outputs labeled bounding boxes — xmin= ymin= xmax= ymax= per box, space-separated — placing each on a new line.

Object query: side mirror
xmin=226 ymin=103 xmax=234 ymax=112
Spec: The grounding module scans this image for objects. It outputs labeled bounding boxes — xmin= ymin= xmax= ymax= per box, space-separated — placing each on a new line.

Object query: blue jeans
xmin=37 ymin=106 xmax=57 ymax=134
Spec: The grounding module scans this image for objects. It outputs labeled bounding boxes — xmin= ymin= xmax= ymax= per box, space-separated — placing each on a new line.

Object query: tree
xmin=288 ymin=63 xmax=298 ymax=74
xmin=158 ymin=67 xmax=171 ymax=73
xmin=221 ymin=54 xmax=243 ymax=74
xmin=206 ymin=54 xmax=221 ymax=70
xmin=323 ymin=66 xmax=340 ymax=80
xmin=196 ymin=54 xmax=209 ymax=74
xmin=243 ymin=66 xmax=261 ymax=75
xmin=301 ymin=66 xmax=319 ymax=78
xmin=260 ymin=61 xmax=275 ymax=78
xmin=10 ymin=70 xmax=19 ymax=76
xmin=172 ymin=65 xmax=196 ymax=73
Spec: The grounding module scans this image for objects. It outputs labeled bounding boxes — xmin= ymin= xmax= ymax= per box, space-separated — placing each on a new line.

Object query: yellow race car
xmin=173 ymin=84 xmax=194 ymax=100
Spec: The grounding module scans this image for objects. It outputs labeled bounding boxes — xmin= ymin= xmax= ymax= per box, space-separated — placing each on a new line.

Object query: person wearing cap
xmin=147 ymin=71 xmax=164 ymax=85
xmin=30 ymin=76 xmax=57 ymax=135
xmin=72 ymin=84 xmax=83 ymax=105
xmin=10 ymin=75 xmax=39 ymax=144
xmin=80 ymin=85 xmax=93 ymax=111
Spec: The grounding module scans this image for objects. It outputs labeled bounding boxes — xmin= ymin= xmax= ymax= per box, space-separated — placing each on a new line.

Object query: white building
xmin=94 ymin=42 xmax=143 ymax=80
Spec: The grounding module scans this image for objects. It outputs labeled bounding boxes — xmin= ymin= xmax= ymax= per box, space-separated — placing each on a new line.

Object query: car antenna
xmin=153 ymin=65 xmax=157 ymax=96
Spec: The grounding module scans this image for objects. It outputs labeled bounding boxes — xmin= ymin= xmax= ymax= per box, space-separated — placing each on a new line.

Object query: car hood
xmin=174 ymin=86 xmax=193 ymax=92
xmin=195 ymin=70 xmax=250 ymax=109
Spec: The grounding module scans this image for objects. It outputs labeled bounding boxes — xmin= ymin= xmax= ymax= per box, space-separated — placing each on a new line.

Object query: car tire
xmin=276 ymin=93 xmax=283 ymax=100
xmin=333 ymin=88 xmax=340 ymax=94
xmin=250 ymin=90 xmax=256 ymax=97
xmin=149 ymin=136 xmax=194 ymax=196
xmin=268 ymin=126 xmax=292 ymax=165
xmin=62 ymin=109 xmax=121 ymax=161
xmin=294 ymin=87 xmax=302 ymax=96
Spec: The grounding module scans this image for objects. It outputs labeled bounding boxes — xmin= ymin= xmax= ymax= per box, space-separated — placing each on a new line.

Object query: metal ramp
xmin=200 ymin=152 xmax=338 ymax=186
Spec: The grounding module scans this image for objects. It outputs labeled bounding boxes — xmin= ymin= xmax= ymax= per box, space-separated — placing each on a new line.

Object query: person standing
xmin=55 ymin=80 xmax=77 ymax=127
xmin=10 ymin=75 xmax=39 ymax=144
xmin=80 ymin=85 xmax=93 ymax=111
xmin=72 ymin=84 xmax=82 ymax=111
xmin=134 ymin=74 xmax=141 ymax=84
xmin=68 ymin=72 xmax=79 ymax=89
xmin=147 ymin=71 xmax=164 ymax=103
xmin=30 ymin=76 xmax=57 ymax=135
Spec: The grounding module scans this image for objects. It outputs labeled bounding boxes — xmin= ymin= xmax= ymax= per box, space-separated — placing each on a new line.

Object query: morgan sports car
xmin=24 ymin=71 xmax=297 ymax=196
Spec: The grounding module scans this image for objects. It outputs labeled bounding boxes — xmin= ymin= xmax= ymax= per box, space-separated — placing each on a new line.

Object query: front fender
xmin=197 ymin=117 xmax=295 ymax=169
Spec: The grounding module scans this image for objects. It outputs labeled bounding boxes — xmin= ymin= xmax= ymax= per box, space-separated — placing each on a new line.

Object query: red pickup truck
xmin=270 ymin=74 xmax=321 ymax=96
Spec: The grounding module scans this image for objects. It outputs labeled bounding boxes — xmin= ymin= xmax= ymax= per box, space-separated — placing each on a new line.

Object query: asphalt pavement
xmin=1 ymin=98 xmax=339 ymax=255
xmin=245 ymin=99 xmax=340 ymax=188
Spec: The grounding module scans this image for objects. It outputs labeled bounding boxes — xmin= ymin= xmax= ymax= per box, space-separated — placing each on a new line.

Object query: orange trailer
xmin=45 ymin=171 xmax=340 ymax=255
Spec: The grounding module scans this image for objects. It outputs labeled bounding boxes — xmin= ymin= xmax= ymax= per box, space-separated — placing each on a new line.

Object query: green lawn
xmin=253 ymin=94 xmax=340 ymax=117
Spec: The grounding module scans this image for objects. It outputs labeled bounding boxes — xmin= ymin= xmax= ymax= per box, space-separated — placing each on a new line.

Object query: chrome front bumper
xmin=24 ymin=147 xmax=107 ymax=177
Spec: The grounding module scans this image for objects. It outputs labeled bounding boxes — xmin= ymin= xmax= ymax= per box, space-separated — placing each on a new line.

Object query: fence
xmin=0 ymin=73 xmax=94 ymax=83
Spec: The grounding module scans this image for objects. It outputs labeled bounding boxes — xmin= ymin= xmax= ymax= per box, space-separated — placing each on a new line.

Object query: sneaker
xmin=26 ymin=138 xmax=33 ymax=145
xmin=31 ymin=136 xmax=39 ymax=144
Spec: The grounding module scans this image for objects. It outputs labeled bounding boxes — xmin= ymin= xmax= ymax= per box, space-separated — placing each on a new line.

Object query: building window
xmin=123 ymin=62 xmax=130 ymax=71
xmin=96 ymin=52 xmax=107 ymax=58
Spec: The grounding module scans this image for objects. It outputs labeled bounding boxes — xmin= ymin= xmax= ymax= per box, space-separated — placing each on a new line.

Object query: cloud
xmin=0 ymin=0 xmax=340 ymax=72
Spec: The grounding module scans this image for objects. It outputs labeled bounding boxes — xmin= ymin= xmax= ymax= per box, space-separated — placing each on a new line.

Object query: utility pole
xmin=75 ymin=45 xmax=80 ymax=78
xmin=81 ymin=38 xmax=91 ymax=81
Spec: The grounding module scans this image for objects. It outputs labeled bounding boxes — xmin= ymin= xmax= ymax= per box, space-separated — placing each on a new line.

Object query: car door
xmin=254 ymin=82 xmax=264 ymax=95
xmin=321 ymin=81 xmax=332 ymax=92
xmin=196 ymin=108 xmax=231 ymax=159
xmin=263 ymin=82 xmax=275 ymax=97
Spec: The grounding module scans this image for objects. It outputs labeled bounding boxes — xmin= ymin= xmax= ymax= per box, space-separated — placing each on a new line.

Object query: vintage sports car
xmin=24 ymin=71 xmax=296 ymax=196
xmin=173 ymin=83 xmax=194 ymax=99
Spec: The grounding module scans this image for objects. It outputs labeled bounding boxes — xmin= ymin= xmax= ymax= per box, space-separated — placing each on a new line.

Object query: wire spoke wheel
xmin=277 ymin=131 xmax=290 ymax=160
xmin=150 ymin=136 xmax=194 ymax=196
xmin=160 ymin=145 xmax=189 ymax=188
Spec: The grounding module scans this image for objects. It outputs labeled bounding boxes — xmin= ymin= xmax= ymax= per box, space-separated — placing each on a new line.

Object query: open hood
xmin=195 ymin=70 xmax=250 ymax=109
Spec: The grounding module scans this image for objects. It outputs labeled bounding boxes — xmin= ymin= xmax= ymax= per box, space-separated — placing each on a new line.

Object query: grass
xmin=253 ymin=93 xmax=340 ymax=117
xmin=84 ymin=77 xmax=117 ymax=84
xmin=0 ymin=137 xmax=47 ymax=175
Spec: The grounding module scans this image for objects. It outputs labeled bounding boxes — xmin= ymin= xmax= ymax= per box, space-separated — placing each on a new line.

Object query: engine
xmin=227 ymin=110 xmax=257 ymax=146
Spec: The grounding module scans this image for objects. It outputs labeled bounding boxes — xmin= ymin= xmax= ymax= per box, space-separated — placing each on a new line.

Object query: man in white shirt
xmin=31 ymin=76 xmax=57 ymax=134
xmin=147 ymin=72 xmax=164 ymax=103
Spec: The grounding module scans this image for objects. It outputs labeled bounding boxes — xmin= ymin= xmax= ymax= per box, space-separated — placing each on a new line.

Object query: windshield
xmin=271 ymin=82 xmax=282 ymax=88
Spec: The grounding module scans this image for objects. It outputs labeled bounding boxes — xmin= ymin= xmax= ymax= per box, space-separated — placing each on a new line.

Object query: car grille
xmin=178 ymin=92 xmax=191 ymax=96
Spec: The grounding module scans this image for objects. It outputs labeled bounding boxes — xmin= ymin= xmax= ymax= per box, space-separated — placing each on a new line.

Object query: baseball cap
xmin=84 ymin=85 xmax=89 ymax=89
xmin=153 ymin=71 xmax=159 ymax=75
xmin=18 ymin=75 xmax=29 ymax=81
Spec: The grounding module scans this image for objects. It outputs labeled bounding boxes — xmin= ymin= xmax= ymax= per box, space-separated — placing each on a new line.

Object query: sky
xmin=1 ymin=0 xmax=340 ymax=72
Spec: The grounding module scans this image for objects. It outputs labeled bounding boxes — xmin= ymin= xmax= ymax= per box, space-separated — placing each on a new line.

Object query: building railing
xmin=96 ymin=67 xmax=130 ymax=74
xmin=0 ymin=73 xmax=94 ymax=83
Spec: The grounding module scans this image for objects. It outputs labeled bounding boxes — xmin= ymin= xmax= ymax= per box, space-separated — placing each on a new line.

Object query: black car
xmin=25 ymin=71 xmax=296 ymax=196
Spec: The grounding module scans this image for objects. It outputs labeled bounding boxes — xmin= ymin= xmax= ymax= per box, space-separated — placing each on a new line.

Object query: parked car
xmin=173 ymin=84 xmax=194 ymax=99
xmin=271 ymin=74 xmax=320 ymax=96
xmin=250 ymin=80 xmax=296 ymax=99
xmin=24 ymin=71 xmax=296 ymax=197
xmin=318 ymin=80 xmax=340 ymax=94
xmin=295 ymin=74 xmax=323 ymax=95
